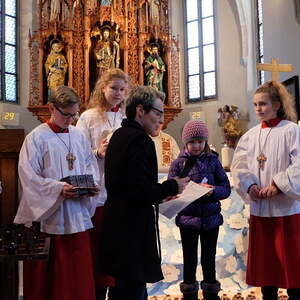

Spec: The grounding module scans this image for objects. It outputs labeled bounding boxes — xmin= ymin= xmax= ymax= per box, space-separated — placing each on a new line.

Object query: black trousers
xmin=109 ymin=278 xmax=148 ymax=300
xmin=180 ymin=226 xmax=219 ymax=284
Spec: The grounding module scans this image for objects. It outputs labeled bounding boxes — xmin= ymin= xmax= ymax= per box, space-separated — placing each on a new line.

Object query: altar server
xmin=231 ymin=80 xmax=300 ymax=300
xmin=14 ymin=86 xmax=100 ymax=300
xmin=76 ymin=68 xmax=130 ymax=300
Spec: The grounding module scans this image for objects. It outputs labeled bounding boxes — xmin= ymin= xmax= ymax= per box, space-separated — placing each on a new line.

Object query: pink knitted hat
xmin=182 ymin=119 xmax=209 ymax=144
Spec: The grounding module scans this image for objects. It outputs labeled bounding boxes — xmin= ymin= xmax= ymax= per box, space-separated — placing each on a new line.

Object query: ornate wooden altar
xmin=28 ymin=0 xmax=182 ymax=127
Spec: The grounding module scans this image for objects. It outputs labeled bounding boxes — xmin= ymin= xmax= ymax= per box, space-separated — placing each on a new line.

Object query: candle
xmin=298 ymin=120 xmax=300 ymax=127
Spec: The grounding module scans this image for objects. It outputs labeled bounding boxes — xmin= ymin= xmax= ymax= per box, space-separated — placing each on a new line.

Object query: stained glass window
xmin=0 ymin=0 xmax=18 ymax=102
xmin=256 ymin=0 xmax=264 ymax=84
xmin=184 ymin=0 xmax=217 ymax=102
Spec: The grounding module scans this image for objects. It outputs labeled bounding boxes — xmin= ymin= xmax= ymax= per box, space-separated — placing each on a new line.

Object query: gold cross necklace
xmin=257 ymin=126 xmax=273 ymax=170
xmin=54 ymin=131 xmax=76 ymax=170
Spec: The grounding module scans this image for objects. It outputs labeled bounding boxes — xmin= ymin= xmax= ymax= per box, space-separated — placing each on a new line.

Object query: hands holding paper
xmin=159 ymin=180 xmax=213 ymax=219
xmin=174 ymin=176 xmax=190 ymax=194
xmin=162 ymin=176 xmax=189 ymax=203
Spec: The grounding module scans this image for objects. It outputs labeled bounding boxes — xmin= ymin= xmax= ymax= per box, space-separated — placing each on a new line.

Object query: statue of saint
xmin=50 ymin=0 xmax=60 ymax=21
xmin=45 ymin=40 xmax=68 ymax=93
xmin=149 ymin=0 xmax=160 ymax=25
xmin=217 ymin=105 xmax=243 ymax=148
xmin=93 ymin=25 xmax=120 ymax=78
xmin=144 ymin=44 xmax=166 ymax=92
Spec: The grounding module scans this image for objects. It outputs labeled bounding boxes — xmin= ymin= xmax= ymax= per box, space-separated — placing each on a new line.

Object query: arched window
xmin=256 ymin=0 xmax=264 ymax=84
xmin=0 ymin=0 xmax=18 ymax=102
xmin=184 ymin=0 xmax=217 ymax=103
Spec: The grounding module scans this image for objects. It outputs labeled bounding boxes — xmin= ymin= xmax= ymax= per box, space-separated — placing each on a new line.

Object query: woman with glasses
xmin=14 ymin=86 xmax=101 ymax=300
xmin=76 ymin=68 xmax=131 ymax=300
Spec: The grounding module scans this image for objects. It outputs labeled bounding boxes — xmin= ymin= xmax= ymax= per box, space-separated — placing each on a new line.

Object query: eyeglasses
xmin=150 ymin=106 xmax=164 ymax=118
xmin=55 ymin=105 xmax=79 ymax=120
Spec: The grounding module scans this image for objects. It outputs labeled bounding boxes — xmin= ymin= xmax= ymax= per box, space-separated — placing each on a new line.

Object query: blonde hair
xmin=255 ymin=80 xmax=297 ymax=122
xmin=88 ymin=68 xmax=131 ymax=113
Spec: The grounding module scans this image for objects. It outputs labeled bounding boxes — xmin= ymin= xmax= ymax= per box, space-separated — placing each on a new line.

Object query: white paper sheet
xmin=159 ymin=181 xmax=213 ymax=219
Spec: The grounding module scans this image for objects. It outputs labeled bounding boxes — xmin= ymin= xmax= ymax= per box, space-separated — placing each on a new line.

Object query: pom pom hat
xmin=182 ymin=119 xmax=209 ymax=145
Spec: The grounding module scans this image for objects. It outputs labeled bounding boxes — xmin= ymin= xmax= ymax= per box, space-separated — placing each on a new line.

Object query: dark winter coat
xmin=100 ymin=119 xmax=179 ymax=283
xmin=168 ymin=151 xmax=231 ymax=231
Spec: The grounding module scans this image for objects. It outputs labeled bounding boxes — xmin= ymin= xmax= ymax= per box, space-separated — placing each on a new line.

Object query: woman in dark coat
xmin=100 ymin=85 xmax=189 ymax=300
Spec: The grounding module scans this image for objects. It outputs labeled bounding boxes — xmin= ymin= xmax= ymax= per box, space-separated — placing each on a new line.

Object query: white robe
xmin=231 ymin=120 xmax=300 ymax=217
xmin=76 ymin=108 xmax=124 ymax=206
xmin=14 ymin=123 xmax=101 ymax=234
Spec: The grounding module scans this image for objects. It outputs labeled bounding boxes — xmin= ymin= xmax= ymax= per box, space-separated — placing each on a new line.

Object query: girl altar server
xmin=231 ymin=80 xmax=300 ymax=300
xmin=168 ymin=119 xmax=231 ymax=300
xmin=76 ymin=68 xmax=130 ymax=300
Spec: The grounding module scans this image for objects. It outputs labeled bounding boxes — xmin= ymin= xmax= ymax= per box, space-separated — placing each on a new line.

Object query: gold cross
xmin=257 ymin=152 xmax=267 ymax=170
xmin=256 ymin=58 xmax=293 ymax=82
xmin=66 ymin=152 xmax=76 ymax=170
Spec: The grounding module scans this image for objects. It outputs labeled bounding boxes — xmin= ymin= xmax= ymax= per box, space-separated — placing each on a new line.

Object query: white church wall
xmin=166 ymin=0 xmax=248 ymax=154
xmin=246 ymin=0 xmax=300 ymax=129
xmin=263 ymin=0 xmax=300 ymax=83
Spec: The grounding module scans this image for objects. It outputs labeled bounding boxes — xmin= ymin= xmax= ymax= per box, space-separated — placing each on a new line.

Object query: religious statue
xmin=45 ymin=40 xmax=68 ymax=94
xmin=73 ymin=0 xmax=82 ymax=9
xmin=144 ymin=44 xmax=166 ymax=92
xmin=86 ymin=0 xmax=98 ymax=12
xmin=92 ymin=25 xmax=120 ymax=78
xmin=148 ymin=0 xmax=160 ymax=25
xmin=50 ymin=0 xmax=60 ymax=21
xmin=217 ymin=104 xmax=243 ymax=148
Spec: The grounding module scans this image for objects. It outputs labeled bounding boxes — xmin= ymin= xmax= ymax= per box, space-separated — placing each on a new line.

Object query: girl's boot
xmin=180 ymin=281 xmax=199 ymax=300
xmin=261 ymin=286 xmax=278 ymax=300
xmin=287 ymin=288 xmax=300 ymax=300
xmin=201 ymin=280 xmax=221 ymax=300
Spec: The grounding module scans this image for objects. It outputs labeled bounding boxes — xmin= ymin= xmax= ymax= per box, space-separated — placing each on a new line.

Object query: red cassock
xmin=23 ymin=231 xmax=95 ymax=300
xmin=246 ymin=214 xmax=300 ymax=288
xmin=89 ymin=206 xmax=115 ymax=287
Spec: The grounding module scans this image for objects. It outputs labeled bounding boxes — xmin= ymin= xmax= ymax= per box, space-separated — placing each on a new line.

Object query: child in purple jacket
xmin=168 ymin=120 xmax=231 ymax=300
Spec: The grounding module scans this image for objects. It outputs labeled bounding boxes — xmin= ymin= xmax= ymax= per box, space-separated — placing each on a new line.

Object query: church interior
xmin=0 ymin=0 xmax=300 ymax=299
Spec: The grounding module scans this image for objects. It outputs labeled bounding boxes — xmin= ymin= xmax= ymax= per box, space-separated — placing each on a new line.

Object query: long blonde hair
xmin=88 ymin=68 xmax=131 ymax=113
xmin=255 ymin=80 xmax=297 ymax=122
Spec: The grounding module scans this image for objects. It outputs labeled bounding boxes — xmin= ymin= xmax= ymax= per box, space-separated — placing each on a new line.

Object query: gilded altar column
xmin=38 ymin=37 xmax=44 ymax=104
xmin=84 ymin=15 xmax=91 ymax=104
xmin=137 ymin=4 xmax=144 ymax=85
xmin=123 ymin=0 xmax=129 ymax=73
xmin=166 ymin=34 xmax=172 ymax=106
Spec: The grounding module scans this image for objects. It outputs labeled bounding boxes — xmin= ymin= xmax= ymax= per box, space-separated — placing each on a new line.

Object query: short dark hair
xmin=48 ymin=86 xmax=80 ymax=108
xmin=125 ymin=85 xmax=165 ymax=120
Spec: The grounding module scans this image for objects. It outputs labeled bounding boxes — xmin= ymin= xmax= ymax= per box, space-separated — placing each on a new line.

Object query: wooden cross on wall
xmin=256 ymin=58 xmax=294 ymax=81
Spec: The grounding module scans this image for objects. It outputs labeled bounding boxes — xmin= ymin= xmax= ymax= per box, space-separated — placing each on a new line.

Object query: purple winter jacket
xmin=168 ymin=151 xmax=231 ymax=231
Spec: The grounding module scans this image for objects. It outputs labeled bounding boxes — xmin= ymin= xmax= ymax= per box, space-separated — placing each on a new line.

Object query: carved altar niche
xmin=28 ymin=0 xmax=181 ymax=127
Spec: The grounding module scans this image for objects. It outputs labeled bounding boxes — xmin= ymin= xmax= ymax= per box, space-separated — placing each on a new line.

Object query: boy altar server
xmin=14 ymin=86 xmax=100 ymax=300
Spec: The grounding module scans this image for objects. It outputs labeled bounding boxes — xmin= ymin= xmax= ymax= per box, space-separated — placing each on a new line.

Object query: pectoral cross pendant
xmin=66 ymin=152 xmax=76 ymax=170
xmin=257 ymin=152 xmax=267 ymax=170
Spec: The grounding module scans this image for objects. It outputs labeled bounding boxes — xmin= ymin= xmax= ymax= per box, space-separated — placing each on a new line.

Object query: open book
xmin=159 ymin=181 xmax=213 ymax=219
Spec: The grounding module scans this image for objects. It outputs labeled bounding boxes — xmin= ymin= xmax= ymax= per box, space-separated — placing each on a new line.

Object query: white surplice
xmin=231 ymin=120 xmax=300 ymax=217
xmin=14 ymin=123 xmax=101 ymax=234
xmin=76 ymin=107 xmax=124 ymax=206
